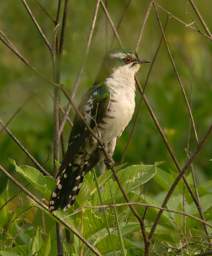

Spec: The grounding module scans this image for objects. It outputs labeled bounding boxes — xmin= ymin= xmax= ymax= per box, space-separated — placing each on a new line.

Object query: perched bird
xmin=49 ymin=50 xmax=149 ymax=211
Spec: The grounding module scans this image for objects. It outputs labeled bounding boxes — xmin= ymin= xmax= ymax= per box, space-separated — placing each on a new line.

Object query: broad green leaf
xmin=40 ymin=234 xmax=51 ymax=256
xmin=12 ymin=161 xmax=55 ymax=198
xmin=153 ymin=169 xmax=175 ymax=190
xmin=32 ymin=228 xmax=42 ymax=254
xmin=0 ymin=252 xmax=19 ymax=256
xmin=117 ymin=164 xmax=158 ymax=190
xmin=0 ymin=245 xmax=29 ymax=256
xmin=0 ymin=172 xmax=8 ymax=194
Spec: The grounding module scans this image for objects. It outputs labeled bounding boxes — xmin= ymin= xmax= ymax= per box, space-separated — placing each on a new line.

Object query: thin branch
xmin=136 ymin=79 xmax=210 ymax=238
xmin=121 ymin=17 xmax=168 ymax=162
xmin=58 ymin=0 xmax=101 ymax=135
xmin=0 ymin=164 xmax=102 ymax=256
xmin=56 ymin=0 xmax=62 ymax=25
xmin=32 ymin=0 xmax=55 ymax=24
xmin=69 ymin=202 xmax=212 ymax=229
xmin=188 ymin=0 xmax=211 ymax=37
xmin=0 ymin=94 xmax=34 ymax=135
xmin=59 ymin=0 xmax=69 ymax=54
xmin=135 ymin=0 xmax=154 ymax=52
xmin=0 ymin=194 xmax=20 ymax=211
xmin=157 ymin=4 xmax=211 ymax=41
xmin=20 ymin=0 xmax=53 ymax=54
xmin=99 ymin=0 xmax=123 ymax=48
xmin=154 ymin=3 xmax=199 ymax=143
xmin=0 ymin=29 xmax=58 ymax=88
xmin=0 ymin=30 xmax=33 ymax=67
xmin=52 ymin=1 xmax=67 ymax=254
xmin=110 ymin=0 xmax=133 ymax=47
xmin=0 ymin=119 xmax=50 ymax=176
xmin=58 ymin=104 xmax=73 ymax=128
xmin=143 ymin=17 xmax=168 ymax=92
xmin=148 ymin=124 xmax=212 ymax=240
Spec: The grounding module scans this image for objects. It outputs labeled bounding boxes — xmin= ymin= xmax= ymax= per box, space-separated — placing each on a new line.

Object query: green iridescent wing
xmin=60 ymin=83 xmax=110 ymax=171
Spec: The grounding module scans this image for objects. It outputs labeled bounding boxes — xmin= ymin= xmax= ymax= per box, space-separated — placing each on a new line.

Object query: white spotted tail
xmin=49 ymin=163 xmax=85 ymax=211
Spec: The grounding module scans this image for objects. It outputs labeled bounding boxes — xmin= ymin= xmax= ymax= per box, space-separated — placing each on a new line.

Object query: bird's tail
xmin=49 ymin=164 xmax=85 ymax=211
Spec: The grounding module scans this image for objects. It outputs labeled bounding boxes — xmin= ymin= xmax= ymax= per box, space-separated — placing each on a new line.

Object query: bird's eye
xmin=123 ymin=56 xmax=132 ymax=64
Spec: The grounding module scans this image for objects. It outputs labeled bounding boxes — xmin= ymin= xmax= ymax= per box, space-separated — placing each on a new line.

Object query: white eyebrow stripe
xmin=110 ymin=52 xmax=126 ymax=59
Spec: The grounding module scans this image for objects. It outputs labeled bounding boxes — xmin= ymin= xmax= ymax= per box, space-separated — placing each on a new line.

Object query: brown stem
xmin=148 ymin=125 xmax=212 ymax=240
xmin=188 ymin=0 xmax=211 ymax=37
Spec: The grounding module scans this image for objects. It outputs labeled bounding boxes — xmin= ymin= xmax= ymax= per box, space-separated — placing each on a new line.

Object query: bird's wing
xmin=59 ymin=83 xmax=110 ymax=173
xmin=49 ymin=84 xmax=110 ymax=210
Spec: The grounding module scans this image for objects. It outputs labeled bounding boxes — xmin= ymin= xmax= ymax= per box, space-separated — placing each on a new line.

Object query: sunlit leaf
xmin=12 ymin=161 xmax=55 ymax=198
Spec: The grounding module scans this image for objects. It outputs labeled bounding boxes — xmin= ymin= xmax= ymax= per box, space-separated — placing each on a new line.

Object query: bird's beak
xmin=138 ymin=59 xmax=151 ymax=64
xmin=134 ymin=52 xmax=150 ymax=64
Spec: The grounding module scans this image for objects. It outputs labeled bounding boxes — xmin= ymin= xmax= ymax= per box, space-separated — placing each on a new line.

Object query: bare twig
xmin=121 ymin=17 xmax=168 ymax=162
xmin=136 ymin=79 xmax=210 ymax=239
xmin=0 ymin=164 xmax=102 ymax=256
xmin=99 ymin=0 xmax=123 ymax=48
xmin=188 ymin=0 xmax=211 ymax=37
xmin=157 ymin=4 xmax=211 ymax=41
xmin=185 ymin=94 xmax=210 ymax=245
xmin=0 ymin=30 xmax=58 ymax=87
xmin=56 ymin=0 xmax=62 ymax=25
xmin=135 ymin=0 xmax=154 ymax=52
xmin=148 ymin=124 xmax=212 ymax=240
xmin=0 ymin=119 xmax=50 ymax=176
xmin=58 ymin=0 xmax=101 ymax=136
xmin=52 ymin=0 xmax=69 ymax=254
xmin=0 ymin=94 xmax=34 ymax=135
xmin=154 ymin=3 xmax=199 ymax=143
xmin=20 ymin=0 xmax=52 ymax=53
xmin=59 ymin=0 xmax=69 ymax=54
xmin=32 ymin=0 xmax=55 ymax=24
xmin=69 ymin=202 xmax=212 ymax=229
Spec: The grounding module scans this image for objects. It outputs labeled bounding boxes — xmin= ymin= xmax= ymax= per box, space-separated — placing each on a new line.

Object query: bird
xmin=49 ymin=50 xmax=149 ymax=211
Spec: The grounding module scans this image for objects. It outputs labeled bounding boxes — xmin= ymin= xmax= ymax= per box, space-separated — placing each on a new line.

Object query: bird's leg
xmin=104 ymin=138 xmax=116 ymax=169
xmin=104 ymin=157 xmax=115 ymax=169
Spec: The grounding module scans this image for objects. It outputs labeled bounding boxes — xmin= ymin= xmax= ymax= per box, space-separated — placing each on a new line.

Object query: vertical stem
xmin=53 ymin=2 xmax=69 ymax=255
xmin=53 ymin=43 xmax=63 ymax=256
xmin=53 ymin=3 xmax=62 ymax=256
xmin=53 ymin=53 xmax=61 ymax=170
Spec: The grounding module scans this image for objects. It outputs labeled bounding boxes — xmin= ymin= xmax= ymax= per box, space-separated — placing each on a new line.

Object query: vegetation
xmin=0 ymin=0 xmax=211 ymax=255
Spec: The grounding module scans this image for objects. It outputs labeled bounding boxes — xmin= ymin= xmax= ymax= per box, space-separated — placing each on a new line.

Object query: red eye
xmin=123 ymin=57 xmax=132 ymax=64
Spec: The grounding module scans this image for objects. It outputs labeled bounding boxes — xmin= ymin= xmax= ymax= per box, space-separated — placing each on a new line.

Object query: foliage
xmin=1 ymin=163 xmax=211 ymax=255
xmin=0 ymin=0 xmax=211 ymax=255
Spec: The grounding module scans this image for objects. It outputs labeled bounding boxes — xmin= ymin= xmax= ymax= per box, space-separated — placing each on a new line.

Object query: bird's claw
xmin=104 ymin=157 xmax=115 ymax=169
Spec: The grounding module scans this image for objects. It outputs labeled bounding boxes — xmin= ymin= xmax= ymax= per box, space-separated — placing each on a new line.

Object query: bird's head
xmin=95 ymin=50 xmax=150 ymax=83
xmin=109 ymin=50 xmax=150 ymax=74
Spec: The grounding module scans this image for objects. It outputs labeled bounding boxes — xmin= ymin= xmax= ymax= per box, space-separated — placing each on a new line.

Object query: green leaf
xmin=32 ymin=228 xmax=42 ymax=254
xmin=41 ymin=234 xmax=51 ymax=256
xmin=117 ymin=164 xmax=158 ymax=190
xmin=12 ymin=161 xmax=55 ymax=198
xmin=0 ymin=252 xmax=19 ymax=256
xmin=0 ymin=172 xmax=8 ymax=194
xmin=0 ymin=245 xmax=29 ymax=256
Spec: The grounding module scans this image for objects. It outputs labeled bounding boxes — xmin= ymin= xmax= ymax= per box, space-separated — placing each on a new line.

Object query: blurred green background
xmin=0 ymin=0 xmax=211 ymax=175
xmin=0 ymin=0 xmax=211 ymax=255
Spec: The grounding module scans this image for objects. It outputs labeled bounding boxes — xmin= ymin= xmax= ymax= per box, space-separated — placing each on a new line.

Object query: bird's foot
xmin=104 ymin=157 xmax=115 ymax=169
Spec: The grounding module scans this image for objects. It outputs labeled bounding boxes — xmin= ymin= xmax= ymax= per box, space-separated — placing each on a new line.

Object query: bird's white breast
xmin=100 ymin=65 xmax=136 ymax=142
